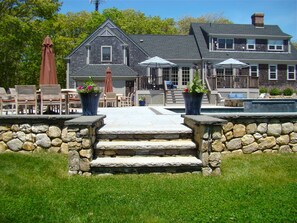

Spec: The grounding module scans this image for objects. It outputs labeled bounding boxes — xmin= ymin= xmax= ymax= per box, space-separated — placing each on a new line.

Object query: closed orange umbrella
xmin=104 ymin=67 xmax=113 ymax=94
xmin=39 ymin=36 xmax=58 ymax=85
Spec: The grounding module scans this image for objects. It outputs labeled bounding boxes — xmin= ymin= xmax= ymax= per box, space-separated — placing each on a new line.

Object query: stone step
xmin=96 ymin=140 xmax=196 ymax=150
xmin=95 ymin=140 xmax=197 ymax=157
xmin=98 ymin=130 xmax=192 ymax=140
xmin=91 ymin=156 xmax=202 ymax=174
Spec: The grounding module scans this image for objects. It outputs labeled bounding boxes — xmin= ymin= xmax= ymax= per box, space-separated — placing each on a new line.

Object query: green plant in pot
xmin=138 ymin=96 xmax=146 ymax=106
xmin=183 ymin=72 xmax=208 ymax=115
xmin=77 ymin=77 xmax=102 ymax=115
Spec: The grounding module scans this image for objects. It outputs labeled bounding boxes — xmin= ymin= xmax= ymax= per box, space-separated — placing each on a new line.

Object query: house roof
xmin=190 ymin=23 xmax=297 ymax=62
xmin=72 ymin=64 xmax=138 ymax=79
xmin=193 ymin=23 xmax=291 ymax=38
xmin=65 ymin=19 xmax=148 ymax=59
xmin=129 ymin=35 xmax=201 ymax=60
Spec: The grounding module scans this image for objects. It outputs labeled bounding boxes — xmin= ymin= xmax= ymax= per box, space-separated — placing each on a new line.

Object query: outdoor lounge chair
xmin=15 ymin=85 xmax=37 ymax=115
xmin=40 ymin=84 xmax=63 ymax=115
xmin=0 ymin=87 xmax=16 ymax=115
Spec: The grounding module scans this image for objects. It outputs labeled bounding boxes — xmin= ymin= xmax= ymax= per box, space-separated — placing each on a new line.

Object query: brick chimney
xmin=251 ymin=13 xmax=264 ymax=27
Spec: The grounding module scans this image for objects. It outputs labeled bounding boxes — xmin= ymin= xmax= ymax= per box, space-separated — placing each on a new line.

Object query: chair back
xmin=40 ymin=84 xmax=62 ymax=100
xmin=15 ymin=85 xmax=36 ymax=101
xmin=106 ymin=92 xmax=116 ymax=99
xmin=8 ymin=88 xmax=16 ymax=96
xmin=0 ymin=87 xmax=8 ymax=99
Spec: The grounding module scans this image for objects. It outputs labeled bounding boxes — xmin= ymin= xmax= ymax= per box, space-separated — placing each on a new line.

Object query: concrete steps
xmin=165 ymin=90 xmax=210 ymax=105
xmin=91 ymin=128 xmax=202 ymax=174
xmin=91 ymin=156 xmax=202 ymax=174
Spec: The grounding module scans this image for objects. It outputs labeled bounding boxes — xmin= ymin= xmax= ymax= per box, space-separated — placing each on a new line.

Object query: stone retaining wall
xmin=214 ymin=114 xmax=297 ymax=155
xmin=183 ymin=113 xmax=297 ymax=176
xmin=0 ymin=116 xmax=78 ymax=153
xmin=1 ymin=114 xmax=296 ymax=176
xmin=0 ymin=115 xmax=105 ymax=176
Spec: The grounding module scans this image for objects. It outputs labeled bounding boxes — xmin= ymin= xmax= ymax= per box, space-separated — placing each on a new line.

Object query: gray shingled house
xmin=66 ymin=13 xmax=297 ymax=104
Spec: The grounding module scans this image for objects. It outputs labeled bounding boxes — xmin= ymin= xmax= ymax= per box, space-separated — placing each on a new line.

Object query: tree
xmin=0 ymin=0 xmax=60 ymax=88
xmin=177 ymin=13 xmax=233 ymax=34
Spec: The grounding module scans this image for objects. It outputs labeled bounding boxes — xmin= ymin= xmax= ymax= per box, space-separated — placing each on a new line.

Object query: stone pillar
xmin=183 ymin=115 xmax=227 ymax=176
xmin=65 ymin=116 xmax=105 ymax=176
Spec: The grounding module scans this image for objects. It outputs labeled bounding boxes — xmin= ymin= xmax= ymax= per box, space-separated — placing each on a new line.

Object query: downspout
xmin=66 ymin=58 xmax=70 ymax=89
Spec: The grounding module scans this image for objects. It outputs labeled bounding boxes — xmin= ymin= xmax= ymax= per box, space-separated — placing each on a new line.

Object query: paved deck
xmin=97 ymin=106 xmax=190 ymax=133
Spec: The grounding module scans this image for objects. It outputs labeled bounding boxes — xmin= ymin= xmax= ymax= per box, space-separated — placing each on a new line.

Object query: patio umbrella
xmin=139 ymin=56 xmax=176 ymax=89
xmin=214 ymin=58 xmax=249 ymax=69
xmin=104 ymin=67 xmax=113 ymax=94
xmin=39 ymin=36 xmax=58 ymax=85
xmin=138 ymin=56 xmax=176 ymax=68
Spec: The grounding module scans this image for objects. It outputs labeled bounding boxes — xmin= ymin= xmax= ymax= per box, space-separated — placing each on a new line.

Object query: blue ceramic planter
xmin=79 ymin=93 xmax=100 ymax=116
xmin=139 ymin=100 xmax=146 ymax=106
xmin=182 ymin=92 xmax=204 ymax=115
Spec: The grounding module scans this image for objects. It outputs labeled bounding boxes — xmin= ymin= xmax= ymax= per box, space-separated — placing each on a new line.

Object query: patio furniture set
xmin=0 ymin=85 xmax=135 ymax=115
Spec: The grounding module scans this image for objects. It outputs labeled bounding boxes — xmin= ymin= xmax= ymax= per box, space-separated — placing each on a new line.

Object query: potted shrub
xmin=138 ymin=96 xmax=146 ymax=106
xmin=182 ymin=72 xmax=208 ymax=115
xmin=283 ymin=87 xmax=294 ymax=96
xmin=269 ymin=87 xmax=282 ymax=97
xmin=77 ymin=77 xmax=102 ymax=115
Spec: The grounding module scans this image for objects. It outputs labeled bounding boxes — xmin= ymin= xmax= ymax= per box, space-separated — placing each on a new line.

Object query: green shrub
xmin=269 ymin=87 xmax=282 ymax=96
xmin=283 ymin=87 xmax=294 ymax=96
xmin=259 ymin=87 xmax=268 ymax=94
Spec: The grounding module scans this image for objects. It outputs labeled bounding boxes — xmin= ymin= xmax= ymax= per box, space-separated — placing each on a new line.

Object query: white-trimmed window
xmin=269 ymin=65 xmax=277 ymax=80
xmin=218 ymin=38 xmax=234 ymax=49
xmin=182 ymin=67 xmax=190 ymax=85
xmin=250 ymin=65 xmax=258 ymax=77
xmin=287 ymin=65 xmax=296 ymax=80
xmin=268 ymin=40 xmax=283 ymax=51
xmin=247 ymin=39 xmax=256 ymax=50
xmin=101 ymin=46 xmax=112 ymax=62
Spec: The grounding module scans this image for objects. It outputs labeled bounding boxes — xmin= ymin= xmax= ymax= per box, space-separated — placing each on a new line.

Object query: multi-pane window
xmin=268 ymin=40 xmax=283 ymax=51
xmin=101 ymin=46 xmax=112 ymax=62
xmin=269 ymin=65 xmax=277 ymax=80
xmin=162 ymin=68 xmax=170 ymax=81
xmin=218 ymin=38 xmax=233 ymax=49
xmin=250 ymin=65 xmax=258 ymax=77
xmin=287 ymin=65 xmax=296 ymax=80
xmin=171 ymin=67 xmax=178 ymax=86
xmin=182 ymin=67 xmax=190 ymax=85
xmin=247 ymin=39 xmax=256 ymax=50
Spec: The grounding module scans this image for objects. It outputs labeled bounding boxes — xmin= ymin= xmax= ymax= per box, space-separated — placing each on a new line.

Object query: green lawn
xmin=0 ymin=152 xmax=296 ymax=223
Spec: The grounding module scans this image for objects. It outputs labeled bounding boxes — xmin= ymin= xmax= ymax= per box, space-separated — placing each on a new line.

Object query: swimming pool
xmin=165 ymin=107 xmax=244 ymax=114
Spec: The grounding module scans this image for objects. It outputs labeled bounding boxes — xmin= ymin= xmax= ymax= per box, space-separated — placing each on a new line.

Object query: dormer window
xmin=268 ymin=40 xmax=283 ymax=51
xmin=247 ymin=39 xmax=256 ymax=50
xmin=217 ymin=38 xmax=233 ymax=49
xmin=101 ymin=46 xmax=112 ymax=62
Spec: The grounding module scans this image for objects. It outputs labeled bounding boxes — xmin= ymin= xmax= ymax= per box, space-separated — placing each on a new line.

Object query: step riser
xmin=98 ymin=133 xmax=192 ymax=140
xmin=95 ymin=149 xmax=197 ymax=157
xmin=91 ymin=166 xmax=202 ymax=174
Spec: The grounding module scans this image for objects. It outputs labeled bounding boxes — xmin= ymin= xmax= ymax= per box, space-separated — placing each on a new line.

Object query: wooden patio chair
xmin=99 ymin=93 xmax=105 ymax=107
xmin=15 ymin=85 xmax=37 ymax=115
xmin=40 ymin=84 xmax=63 ymax=115
xmin=0 ymin=87 xmax=16 ymax=115
xmin=120 ymin=92 xmax=132 ymax=107
xmin=67 ymin=91 xmax=81 ymax=113
xmin=105 ymin=92 xmax=117 ymax=107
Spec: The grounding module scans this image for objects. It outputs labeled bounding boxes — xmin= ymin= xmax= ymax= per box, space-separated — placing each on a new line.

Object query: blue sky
xmin=60 ymin=0 xmax=297 ymax=41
